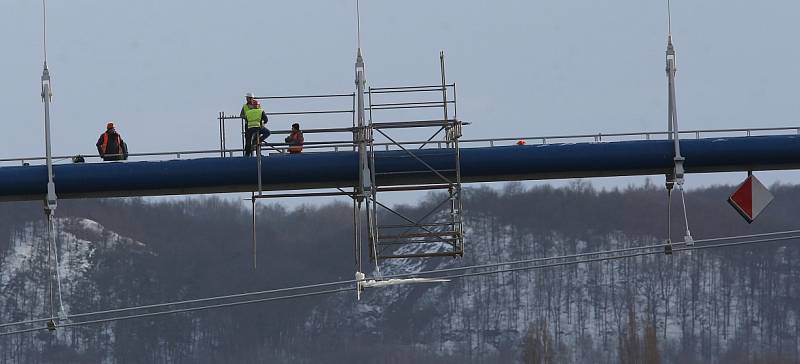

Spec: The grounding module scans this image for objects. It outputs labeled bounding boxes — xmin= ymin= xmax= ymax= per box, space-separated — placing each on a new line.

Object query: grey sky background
xmin=2 ymin=1 xmax=800 ymax=204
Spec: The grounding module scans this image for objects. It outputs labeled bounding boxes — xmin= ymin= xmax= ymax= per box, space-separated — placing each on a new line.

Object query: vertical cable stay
xmin=40 ymin=0 xmax=66 ymax=331
xmin=663 ymin=0 xmax=693 ymax=254
xmin=49 ymin=219 xmax=66 ymax=319
xmin=356 ymin=0 xmax=362 ymax=51
xmin=42 ymin=0 xmax=48 ymax=66
xmin=666 ymin=0 xmax=673 ymax=37
xmin=353 ymin=1 xmax=377 ymax=282
xmin=47 ymin=225 xmax=54 ymax=319
xmin=679 ymin=185 xmax=691 ymax=238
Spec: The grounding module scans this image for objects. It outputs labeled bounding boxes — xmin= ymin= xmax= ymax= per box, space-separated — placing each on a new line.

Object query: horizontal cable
xmin=2 ymin=229 xmax=797 ymax=334
xmin=0 ymin=277 xmax=359 ymax=330
xmin=3 ymin=232 xmax=794 ymax=337
xmin=428 ymin=233 xmax=800 ymax=282
xmin=381 ymin=229 xmax=800 ymax=280
xmin=0 ymin=287 xmax=353 ymax=337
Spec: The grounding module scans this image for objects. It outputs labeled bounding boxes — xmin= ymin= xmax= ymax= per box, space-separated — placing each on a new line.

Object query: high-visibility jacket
xmin=242 ymin=104 xmax=265 ymax=129
xmin=285 ymin=130 xmax=304 ymax=153
xmin=96 ymin=131 xmax=128 ymax=160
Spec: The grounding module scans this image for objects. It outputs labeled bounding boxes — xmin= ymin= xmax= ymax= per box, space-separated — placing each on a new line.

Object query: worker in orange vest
xmin=285 ymin=123 xmax=304 ymax=154
xmin=96 ymin=122 xmax=128 ymax=161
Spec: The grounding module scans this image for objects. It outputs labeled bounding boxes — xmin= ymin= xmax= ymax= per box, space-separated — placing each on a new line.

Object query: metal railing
xmin=475 ymin=126 xmax=800 ymax=147
xmin=4 ymin=125 xmax=800 ymax=167
xmin=218 ymin=92 xmax=357 ymax=158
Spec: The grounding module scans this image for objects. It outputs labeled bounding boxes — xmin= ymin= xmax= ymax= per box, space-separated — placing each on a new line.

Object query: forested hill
xmin=1 ymin=182 xmax=799 ymax=363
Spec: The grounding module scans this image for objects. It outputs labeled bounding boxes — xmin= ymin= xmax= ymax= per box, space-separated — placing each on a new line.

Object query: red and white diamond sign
xmin=728 ymin=175 xmax=774 ymax=223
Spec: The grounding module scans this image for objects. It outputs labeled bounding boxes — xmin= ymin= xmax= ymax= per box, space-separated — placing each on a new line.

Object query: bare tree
xmin=643 ymin=319 xmax=661 ymax=364
xmin=521 ymin=321 xmax=557 ymax=364
xmin=619 ymin=306 xmax=641 ymax=364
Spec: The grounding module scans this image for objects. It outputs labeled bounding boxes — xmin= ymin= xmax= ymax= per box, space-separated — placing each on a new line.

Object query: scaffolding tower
xmin=365 ymin=52 xmax=464 ymax=260
xmin=216 ymin=52 xmax=465 ymax=272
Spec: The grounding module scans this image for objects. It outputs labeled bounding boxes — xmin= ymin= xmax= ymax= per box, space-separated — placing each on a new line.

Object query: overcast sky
xmin=2 ymin=1 xmax=800 ymax=197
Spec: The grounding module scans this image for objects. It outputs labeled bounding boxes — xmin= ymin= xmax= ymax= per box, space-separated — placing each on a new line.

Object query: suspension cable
xmin=430 ymin=233 xmax=800 ymax=282
xmin=666 ymin=0 xmax=673 ymax=37
xmin=0 ymin=274 xmax=359 ymax=330
xmin=42 ymin=0 xmax=48 ymax=64
xmin=3 ymin=229 xmax=799 ymax=334
xmin=356 ymin=0 xmax=362 ymax=50
xmin=0 ymin=287 xmax=354 ymax=337
xmin=383 ymin=229 xmax=800 ymax=280
xmin=4 ymin=232 xmax=798 ymax=337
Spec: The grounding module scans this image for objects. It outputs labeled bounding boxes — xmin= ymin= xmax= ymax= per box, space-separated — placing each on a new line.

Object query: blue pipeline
xmin=1 ymin=135 xmax=799 ymax=201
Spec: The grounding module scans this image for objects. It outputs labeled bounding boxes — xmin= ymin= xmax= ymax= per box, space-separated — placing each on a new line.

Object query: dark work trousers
xmin=244 ymin=126 xmax=270 ymax=157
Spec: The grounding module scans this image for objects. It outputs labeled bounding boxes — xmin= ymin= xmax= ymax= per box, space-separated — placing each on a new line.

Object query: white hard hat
xmin=245 ymin=92 xmax=255 ymax=98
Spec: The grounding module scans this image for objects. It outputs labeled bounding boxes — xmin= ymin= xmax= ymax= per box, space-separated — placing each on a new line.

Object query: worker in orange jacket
xmin=285 ymin=123 xmax=304 ymax=154
xmin=96 ymin=122 xmax=128 ymax=161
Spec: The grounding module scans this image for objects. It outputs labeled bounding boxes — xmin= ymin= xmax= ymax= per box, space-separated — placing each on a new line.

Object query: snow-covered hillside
xmin=0 ymin=217 xmax=151 ymax=363
xmin=1 ymin=186 xmax=799 ymax=363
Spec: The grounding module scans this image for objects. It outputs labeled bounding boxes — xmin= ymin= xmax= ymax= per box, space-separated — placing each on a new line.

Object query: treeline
xmin=422 ymin=181 xmax=800 ymax=363
xmin=0 ymin=181 xmax=798 ymax=362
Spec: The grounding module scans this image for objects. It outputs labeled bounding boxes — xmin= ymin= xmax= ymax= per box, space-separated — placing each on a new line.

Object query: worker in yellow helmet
xmin=240 ymin=92 xmax=270 ymax=157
